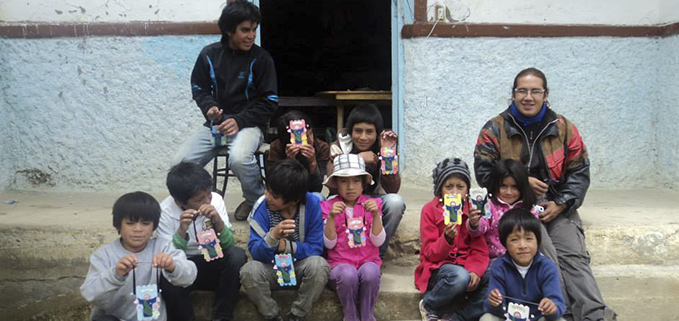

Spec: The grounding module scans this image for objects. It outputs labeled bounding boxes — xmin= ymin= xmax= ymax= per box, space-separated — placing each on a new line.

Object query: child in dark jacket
xmin=481 ymin=208 xmax=566 ymax=321
xmin=239 ymin=159 xmax=330 ymax=321
xmin=415 ymin=158 xmax=489 ymax=321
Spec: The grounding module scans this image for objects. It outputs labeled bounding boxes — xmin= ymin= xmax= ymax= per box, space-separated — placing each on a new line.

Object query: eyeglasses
xmin=514 ymin=88 xmax=546 ymax=97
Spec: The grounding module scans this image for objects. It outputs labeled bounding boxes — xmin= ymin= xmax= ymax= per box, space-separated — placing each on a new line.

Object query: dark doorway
xmin=260 ymin=0 xmax=392 ymax=137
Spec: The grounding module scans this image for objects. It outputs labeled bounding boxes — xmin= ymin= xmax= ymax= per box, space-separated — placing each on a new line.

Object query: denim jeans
xmin=423 ymin=263 xmax=489 ymax=321
xmin=175 ymin=125 xmax=264 ymax=205
xmin=367 ymin=193 xmax=405 ymax=257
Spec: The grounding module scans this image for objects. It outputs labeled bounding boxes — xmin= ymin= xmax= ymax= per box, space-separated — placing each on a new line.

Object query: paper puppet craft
xmin=274 ymin=254 xmax=296 ymax=286
xmin=288 ymin=119 xmax=308 ymax=145
xmin=346 ymin=217 xmax=367 ymax=248
xmin=505 ymin=302 xmax=532 ymax=321
xmin=379 ymin=147 xmax=398 ymax=175
xmin=210 ymin=124 xmax=227 ymax=147
xmin=198 ymin=229 xmax=223 ymax=262
xmin=469 ymin=187 xmax=490 ymax=219
xmin=443 ymin=194 xmax=463 ymax=225
xmin=134 ymin=284 xmax=160 ymax=320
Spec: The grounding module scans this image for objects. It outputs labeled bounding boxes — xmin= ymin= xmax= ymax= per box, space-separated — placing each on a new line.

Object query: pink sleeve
xmin=370 ymin=228 xmax=386 ymax=247
xmin=324 ymin=233 xmax=337 ymax=249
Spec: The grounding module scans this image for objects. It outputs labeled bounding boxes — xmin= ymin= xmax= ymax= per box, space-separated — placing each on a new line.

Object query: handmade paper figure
xmin=346 ymin=217 xmax=366 ymax=248
xmin=379 ymin=147 xmax=398 ymax=175
xmin=134 ymin=284 xmax=160 ymax=320
xmin=469 ymin=187 xmax=490 ymax=218
xmin=288 ymin=119 xmax=308 ymax=145
xmin=274 ymin=254 xmax=296 ymax=286
xmin=197 ymin=229 xmax=223 ymax=262
xmin=210 ymin=124 xmax=227 ymax=147
xmin=443 ymin=194 xmax=463 ymax=225
xmin=505 ymin=302 xmax=531 ymax=321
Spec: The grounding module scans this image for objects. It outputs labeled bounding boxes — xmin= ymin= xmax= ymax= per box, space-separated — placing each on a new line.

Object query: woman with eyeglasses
xmin=473 ymin=68 xmax=617 ymax=321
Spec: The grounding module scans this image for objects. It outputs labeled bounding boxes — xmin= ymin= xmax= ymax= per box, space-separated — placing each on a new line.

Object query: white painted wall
xmin=427 ymin=0 xmax=679 ymax=25
xmin=401 ymin=36 xmax=679 ymax=190
xmin=0 ymin=0 xmax=225 ymax=22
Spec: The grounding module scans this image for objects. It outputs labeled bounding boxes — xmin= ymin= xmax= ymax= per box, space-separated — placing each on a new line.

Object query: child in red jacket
xmin=415 ymin=158 xmax=490 ymax=321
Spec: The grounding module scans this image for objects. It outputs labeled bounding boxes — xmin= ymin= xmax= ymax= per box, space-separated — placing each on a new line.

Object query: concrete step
xmin=20 ymin=264 xmax=679 ymax=321
xmin=2 ymin=188 xmax=679 ymax=320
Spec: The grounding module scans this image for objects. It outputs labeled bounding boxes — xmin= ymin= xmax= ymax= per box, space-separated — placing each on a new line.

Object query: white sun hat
xmin=323 ymin=154 xmax=374 ymax=189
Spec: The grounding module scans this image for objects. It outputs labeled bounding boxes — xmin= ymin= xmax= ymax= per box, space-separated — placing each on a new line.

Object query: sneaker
xmin=234 ymin=201 xmax=252 ymax=221
xmin=287 ymin=312 xmax=305 ymax=321
xmin=419 ymin=299 xmax=441 ymax=321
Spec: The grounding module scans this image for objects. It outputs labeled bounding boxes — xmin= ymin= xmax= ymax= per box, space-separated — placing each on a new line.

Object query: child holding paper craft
xmin=80 ymin=192 xmax=197 ymax=321
xmin=415 ymin=157 xmax=489 ymax=321
xmin=480 ymin=208 xmax=566 ymax=321
xmin=321 ymin=154 xmax=385 ymax=321
xmin=240 ymin=159 xmax=329 ymax=321
xmin=157 ymin=162 xmax=247 ymax=321
xmin=467 ymin=159 xmax=560 ymax=264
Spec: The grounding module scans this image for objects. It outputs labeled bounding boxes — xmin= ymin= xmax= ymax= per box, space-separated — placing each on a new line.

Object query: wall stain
xmin=55 ymin=10 xmax=63 ymax=14
xmin=15 ymin=169 xmax=54 ymax=186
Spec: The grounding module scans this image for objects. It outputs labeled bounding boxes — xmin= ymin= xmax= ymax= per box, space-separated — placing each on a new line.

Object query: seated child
xmin=268 ymin=110 xmax=330 ymax=194
xmin=481 ymin=208 xmax=566 ymax=321
xmin=468 ymin=159 xmax=560 ymax=264
xmin=239 ymin=159 xmax=330 ymax=321
xmin=80 ymin=191 xmax=197 ymax=321
xmin=321 ymin=154 xmax=386 ymax=321
xmin=415 ymin=157 xmax=489 ymax=321
xmin=156 ymin=162 xmax=247 ymax=321
xmin=329 ymin=103 xmax=405 ymax=257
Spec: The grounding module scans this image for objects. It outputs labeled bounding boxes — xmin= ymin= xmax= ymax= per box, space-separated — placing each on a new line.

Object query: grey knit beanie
xmin=432 ymin=157 xmax=471 ymax=196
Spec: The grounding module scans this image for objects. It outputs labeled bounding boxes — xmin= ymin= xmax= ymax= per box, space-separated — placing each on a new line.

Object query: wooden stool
xmin=212 ymin=143 xmax=269 ymax=196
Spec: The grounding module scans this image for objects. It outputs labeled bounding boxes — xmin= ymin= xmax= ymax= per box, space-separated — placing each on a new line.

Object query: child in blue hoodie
xmin=239 ymin=159 xmax=330 ymax=321
xmin=481 ymin=208 xmax=566 ymax=321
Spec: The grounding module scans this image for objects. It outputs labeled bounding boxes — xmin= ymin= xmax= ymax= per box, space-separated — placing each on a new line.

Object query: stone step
xmin=21 ymin=264 xmax=679 ymax=321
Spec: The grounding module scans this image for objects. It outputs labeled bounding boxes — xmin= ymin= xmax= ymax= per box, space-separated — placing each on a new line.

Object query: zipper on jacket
xmin=507 ymin=114 xmax=558 ymax=175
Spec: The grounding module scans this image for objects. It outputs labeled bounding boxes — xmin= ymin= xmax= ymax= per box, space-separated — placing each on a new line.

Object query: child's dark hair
xmin=276 ymin=110 xmax=313 ymax=144
xmin=345 ymin=103 xmax=384 ymax=153
xmin=265 ymin=159 xmax=308 ymax=204
xmin=112 ymin=191 xmax=161 ymax=230
xmin=488 ymin=159 xmax=536 ymax=208
xmin=166 ymin=162 xmax=213 ymax=205
xmin=218 ymin=0 xmax=261 ymax=35
xmin=498 ymin=208 xmax=542 ymax=248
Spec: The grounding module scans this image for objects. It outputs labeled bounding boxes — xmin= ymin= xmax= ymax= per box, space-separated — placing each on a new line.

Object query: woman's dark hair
xmin=488 ymin=159 xmax=536 ymax=208
xmin=265 ymin=159 xmax=308 ymax=204
xmin=218 ymin=0 xmax=261 ymax=35
xmin=166 ymin=162 xmax=213 ymax=205
xmin=512 ymin=67 xmax=549 ymax=92
xmin=498 ymin=208 xmax=542 ymax=248
xmin=345 ymin=103 xmax=384 ymax=153
xmin=112 ymin=191 xmax=161 ymax=231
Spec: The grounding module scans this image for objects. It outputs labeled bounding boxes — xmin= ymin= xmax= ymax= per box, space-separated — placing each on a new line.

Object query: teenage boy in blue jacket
xmin=240 ymin=159 xmax=329 ymax=321
xmin=481 ymin=208 xmax=566 ymax=321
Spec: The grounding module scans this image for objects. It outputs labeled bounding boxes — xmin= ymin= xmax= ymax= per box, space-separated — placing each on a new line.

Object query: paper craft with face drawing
xmin=134 ymin=284 xmax=160 ymax=320
xmin=469 ymin=187 xmax=490 ymax=218
xmin=346 ymin=217 xmax=366 ymax=248
xmin=274 ymin=254 xmax=297 ymax=286
xmin=288 ymin=119 xmax=308 ymax=145
xmin=198 ymin=229 xmax=223 ymax=262
xmin=443 ymin=193 xmax=463 ymax=225
xmin=379 ymin=147 xmax=398 ymax=175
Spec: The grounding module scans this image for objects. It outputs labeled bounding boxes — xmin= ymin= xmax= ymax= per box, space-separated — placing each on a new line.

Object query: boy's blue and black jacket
xmin=485 ymin=252 xmax=566 ymax=321
xmin=191 ymin=41 xmax=278 ymax=131
xmin=246 ymin=192 xmax=324 ymax=263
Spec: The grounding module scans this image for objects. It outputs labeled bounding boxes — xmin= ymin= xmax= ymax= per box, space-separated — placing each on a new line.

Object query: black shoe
xmin=287 ymin=312 xmax=305 ymax=321
xmin=266 ymin=315 xmax=284 ymax=321
xmin=234 ymin=201 xmax=252 ymax=221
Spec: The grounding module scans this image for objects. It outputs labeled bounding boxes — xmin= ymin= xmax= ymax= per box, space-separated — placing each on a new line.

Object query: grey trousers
xmin=239 ymin=256 xmax=330 ymax=319
xmin=481 ymin=312 xmax=566 ymax=321
xmin=538 ymin=223 xmax=571 ymax=313
xmin=546 ymin=210 xmax=614 ymax=321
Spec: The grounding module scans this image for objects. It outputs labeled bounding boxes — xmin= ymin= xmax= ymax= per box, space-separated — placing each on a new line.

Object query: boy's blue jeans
xmin=174 ymin=125 xmax=264 ymax=206
xmin=423 ymin=263 xmax=489 ymax=320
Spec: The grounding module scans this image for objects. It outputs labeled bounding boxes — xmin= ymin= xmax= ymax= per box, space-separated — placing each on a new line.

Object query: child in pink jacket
xmin=321 ymin=154 xmax=385 ymax=321
xmin=467 ymin=159 xmax=559 ymax=263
